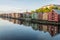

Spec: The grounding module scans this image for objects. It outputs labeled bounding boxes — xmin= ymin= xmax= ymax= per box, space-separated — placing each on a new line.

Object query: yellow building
xmin=11 ymin=13 xmax=15 ymax=18
xmin=15 ymin=13 xmax=20 ymax=18
xmin=43 ymin=12 xmax=48 ymax=20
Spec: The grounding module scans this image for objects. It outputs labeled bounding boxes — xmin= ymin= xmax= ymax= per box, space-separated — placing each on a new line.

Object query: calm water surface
xmin=0 ymin=18 xmax=60 ymax=40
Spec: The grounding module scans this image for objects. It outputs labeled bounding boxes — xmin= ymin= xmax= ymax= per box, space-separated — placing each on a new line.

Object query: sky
xmin=0 ymin=0 xmax=60 ymax=13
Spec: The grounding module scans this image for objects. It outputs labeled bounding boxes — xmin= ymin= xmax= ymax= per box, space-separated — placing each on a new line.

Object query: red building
xmin=58 ymin=14 xmax=60 ymax=22
xmin=48 ymin=9 xmax=60 ymax=22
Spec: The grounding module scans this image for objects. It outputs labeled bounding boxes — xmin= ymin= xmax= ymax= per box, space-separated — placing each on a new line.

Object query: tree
xmin=35 ymin=8 xmax=43 ymax=13
xmin=53 ymin=6 xmax=58 ymax=9
xmin=43 ymin=7 xmax=51 ymax=12
xmin=31 ymin=10 xmax=35 ymax=13
xmin=35 ymin=9 xmax=39 ymax=13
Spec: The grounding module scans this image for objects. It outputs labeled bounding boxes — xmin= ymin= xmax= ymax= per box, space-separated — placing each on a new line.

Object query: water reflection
xmin=1 ymin=18 xmax=60 ymax=37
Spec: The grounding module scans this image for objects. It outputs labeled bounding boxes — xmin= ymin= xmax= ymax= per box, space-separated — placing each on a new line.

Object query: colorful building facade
xmin=38 ymin=12 xmax=43 ymax=20
xmin=48 ymin=10 xmax=58 ymax=22
xmin=43 ymin=12 xmax=48 ymax=20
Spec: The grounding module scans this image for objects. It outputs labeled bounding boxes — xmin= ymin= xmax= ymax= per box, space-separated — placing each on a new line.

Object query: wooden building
xmin=43 ymin=12 xmax=48 ymax=20
xmin=54 ymin=10 xmax=60 ymax=22
xmin=31 ymin=12 xmax=38 ymax=19
xmin=38 ymin=12 xmax=43 ymax=20
xmin=48 ymin=9 xmax=59 ymax=22
xmin=25 ymin=12 xmax=31 ymax=18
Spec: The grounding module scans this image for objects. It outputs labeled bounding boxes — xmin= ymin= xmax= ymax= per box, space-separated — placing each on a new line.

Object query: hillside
xmin=31 ymin=4 xmax=60 ymax=13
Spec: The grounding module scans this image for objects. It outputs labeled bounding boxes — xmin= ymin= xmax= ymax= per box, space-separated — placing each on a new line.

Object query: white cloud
xmin=0 ymin=5 xmax=25 ymax=13
xmin=0 ymin=5 xmax=35 ymax=13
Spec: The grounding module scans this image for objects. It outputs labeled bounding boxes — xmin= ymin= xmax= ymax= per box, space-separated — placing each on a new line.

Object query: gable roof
xmin=53 ymin=9 xmax=60 ymax=14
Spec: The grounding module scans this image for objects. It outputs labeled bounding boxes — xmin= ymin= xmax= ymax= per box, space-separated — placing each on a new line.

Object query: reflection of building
xmin=1 ymin=17 xmax=60 ymax=37
xmin=17 ymin=20 xmax=23 ymax=25
xmin=15 ymin=20 xmax=19 ymax=24
xmin=58 ymin=26 xmax=60 ymax=33
xmin=23 ymin=21 xmax=31 ymax=26
xmin=2 ymin=17 xmax=7 ymax=20
xmin=9 ymin=19 xmax=23 ymax=25
xmin=38 ymin=25 xmax=43 ymax=31
xmin=9 ymin=19 xmax=16 ymax=24
xmin=38 ymin=24 xmax=59 ymax=37
xmin=9 ymin=19 xmax=19 ymax=24
xmin=31 ymin=23 xmax=38 ymax=30
xmin=48 ymin=25 xmax=58 ymax=36
xmin=38 ymin=25 xmax=48 ymax=32
xmin=42 ymin=25 xmax=48 ymax=32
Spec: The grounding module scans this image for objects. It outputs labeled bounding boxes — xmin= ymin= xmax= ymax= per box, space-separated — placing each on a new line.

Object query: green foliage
xmin=58 ymin=7 xmax=60 ymax=10
xmin=53 ymin=6 xmax=58 ymax=9
xmin=31 ymin=4 xmax=60 ymax=13
xmin=35 ymin=8 xmax=43 ymax=13
xmin=43 ymin=7 xmax=51 ymax=12
xmin=31 ymin=10 xmax=35 ymax=13
xmin=35 ymin=9 xmax=40 ymax=13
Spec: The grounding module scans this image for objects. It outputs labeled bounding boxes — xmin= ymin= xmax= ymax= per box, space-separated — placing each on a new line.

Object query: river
xmin=0 ymin=18 xmax=60 ymax=40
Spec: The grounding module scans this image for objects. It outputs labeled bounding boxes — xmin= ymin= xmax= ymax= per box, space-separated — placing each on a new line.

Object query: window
xmin=52 ymin=12 xmax=55 ymax=20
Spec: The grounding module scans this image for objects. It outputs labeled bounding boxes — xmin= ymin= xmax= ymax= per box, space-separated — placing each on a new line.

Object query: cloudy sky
xmin=0 ymin=0 xmax=60 ymax=12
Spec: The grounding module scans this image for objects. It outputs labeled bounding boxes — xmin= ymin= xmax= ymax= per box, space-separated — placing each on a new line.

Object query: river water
xmin=0 ymin=18 xmax=60 ymax=40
